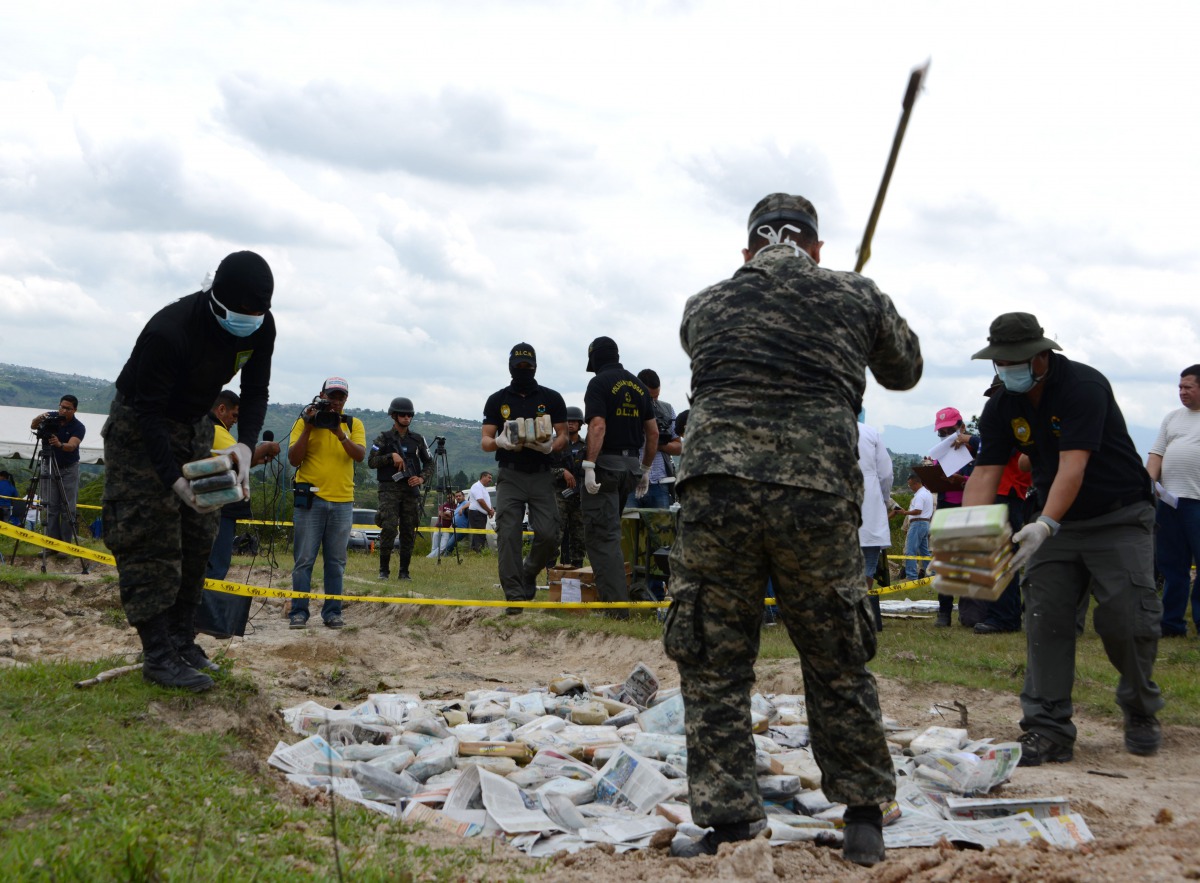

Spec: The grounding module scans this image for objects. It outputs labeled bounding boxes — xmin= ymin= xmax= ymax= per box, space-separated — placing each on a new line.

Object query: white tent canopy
xmin=0 ymin=405 xmax=107 ymax=465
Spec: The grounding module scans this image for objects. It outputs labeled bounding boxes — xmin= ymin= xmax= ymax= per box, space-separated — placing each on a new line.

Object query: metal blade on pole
xmin=855 ymin=61 xmax=930 ymax=274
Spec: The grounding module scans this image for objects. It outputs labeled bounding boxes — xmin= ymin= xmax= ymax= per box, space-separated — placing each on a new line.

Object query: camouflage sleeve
xmin=366 ymin=432 xmax=391 ymax=470
xmin=867 ymin=292 xmax=923 ymax=392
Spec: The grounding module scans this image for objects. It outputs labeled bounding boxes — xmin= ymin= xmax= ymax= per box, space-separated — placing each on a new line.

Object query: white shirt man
xmin=467 ymin=472 xmax=494 ymax=552
xmin=1146 ymin=366 xmax=1200 ymax=637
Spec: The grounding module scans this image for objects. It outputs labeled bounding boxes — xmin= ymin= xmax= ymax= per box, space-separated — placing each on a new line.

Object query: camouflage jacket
xmin=677 ymin=244 xmax=922 ymax=502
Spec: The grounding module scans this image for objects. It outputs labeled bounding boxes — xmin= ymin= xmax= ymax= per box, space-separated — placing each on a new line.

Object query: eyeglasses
xmin=325 ymin=391 xmax=348 ymax=401
xmin=394 ymin=412 xmax=414 ymax=419
xmin=936 ymin=427 xmax=958 ymax=438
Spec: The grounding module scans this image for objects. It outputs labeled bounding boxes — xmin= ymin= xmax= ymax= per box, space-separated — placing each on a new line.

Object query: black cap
xmin=212 ymin=251 xmax=273 ymax=313
xmin=586 ymin=336 xmax=619 ymax=373
xmin=509 ymin=343 xmax=536 ymax=370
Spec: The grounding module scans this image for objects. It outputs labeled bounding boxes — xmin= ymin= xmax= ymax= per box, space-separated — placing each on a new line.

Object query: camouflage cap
xmin=971 ymin=312 xmax=1063 ymax=361
xmin=747 ymin=193 xmax=819 ymax=236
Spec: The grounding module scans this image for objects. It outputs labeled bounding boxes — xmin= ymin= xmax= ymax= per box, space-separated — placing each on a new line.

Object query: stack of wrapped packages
xmin=929 ymin=503 xmax=1016 ymax=601
xmin=268 ymin=661 xmax=1095 ymax=857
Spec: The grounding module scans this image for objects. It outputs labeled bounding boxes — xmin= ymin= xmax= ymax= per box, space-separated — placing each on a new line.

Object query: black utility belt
xmin=602 ymin=448 xmax=640 ymax=457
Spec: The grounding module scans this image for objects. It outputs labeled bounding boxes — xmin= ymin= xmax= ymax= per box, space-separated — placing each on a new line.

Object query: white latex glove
xmin=217 ymin=443 xmax=253 ymax=497
xmin=582 ymin=461 xmax=601 ymax=494
xmin=635 ymin=467 xmax=651 ymax=499
xmin=494 ymin=432 xmax=522 ymax=452
xmin=1010 ymin=520 xmax=1052 ymax=569
xmin=526 ymin=438 xmax=553 ymax=455
xmin=172 ymin=477 xmax=219 ymax=514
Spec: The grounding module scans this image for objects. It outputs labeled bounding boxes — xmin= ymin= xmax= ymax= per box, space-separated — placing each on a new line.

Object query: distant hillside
xmin=0 ymin=363 xmax=493 ymax=489
xmin=0 ymin=363 xmax=116 ymax=413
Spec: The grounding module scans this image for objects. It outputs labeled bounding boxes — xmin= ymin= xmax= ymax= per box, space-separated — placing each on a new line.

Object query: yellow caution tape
xmin=0 ymin=521 xmax=936 ymax=608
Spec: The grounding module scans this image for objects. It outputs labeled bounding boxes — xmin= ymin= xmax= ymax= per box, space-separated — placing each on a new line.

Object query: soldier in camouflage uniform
xmin=551 ymin=405 xmax=587 ymax=568
xmin=664 ymin=194 xmax=922 ymax=865
xmin=368 ymin=397 xmax=434 ymax=580
xmin=103 ymin=251 xmax=275 ymax=692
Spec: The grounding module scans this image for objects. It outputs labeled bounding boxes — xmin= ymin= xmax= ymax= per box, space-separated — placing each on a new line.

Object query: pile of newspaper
xmin=929 ymin=503 xmax=1016 ymax=600
xmin=268 ymin=664 xmax=1093 ymax=857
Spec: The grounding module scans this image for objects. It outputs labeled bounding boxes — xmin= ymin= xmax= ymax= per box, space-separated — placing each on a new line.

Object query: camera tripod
xmin=423 ymin=437 xmax=461 ymax=566
xmin=11 ymin=433 xmax=89 ymax=574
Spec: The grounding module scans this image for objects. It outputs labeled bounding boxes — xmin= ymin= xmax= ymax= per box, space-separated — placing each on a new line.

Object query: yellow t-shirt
xmin=290 ymin=416 xmax=365 ymax=503
xmin=212 ymin=422 xmax=237 ymax=452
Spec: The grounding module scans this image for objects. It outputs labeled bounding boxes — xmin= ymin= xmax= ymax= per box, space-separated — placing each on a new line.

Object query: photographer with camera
xmin=368 ymin=397 xmax=433 ymax=580
xmin=30 ymin=395 xmax=86 ymax=544
xmin=103 ymin=250 xmax=274 ymax=693
xmin=625 ymin=370 xmax=681 ymax=510
xmin=551 ymin=405 xmax=588 ymax=568
xmin=287 ymin=377 xmax=366 ymax=629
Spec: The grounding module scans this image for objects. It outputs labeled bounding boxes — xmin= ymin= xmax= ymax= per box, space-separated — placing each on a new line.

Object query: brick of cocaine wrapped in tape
xmin=181 ymin=454 xmax=233 ymax=479
xmin=933 ymin=568 xmax=1015 ymax=601
xmin=929 ymin=503 xmax=1011 ymax=542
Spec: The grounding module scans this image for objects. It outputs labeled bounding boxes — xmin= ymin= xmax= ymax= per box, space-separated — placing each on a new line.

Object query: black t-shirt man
xmin=482 ymin=388 xmax=568 ymax=472
xmin=583 ymin=367 xmax=655 ymax=454
xmin=976 ymin=351 xmax=1150 ymax=522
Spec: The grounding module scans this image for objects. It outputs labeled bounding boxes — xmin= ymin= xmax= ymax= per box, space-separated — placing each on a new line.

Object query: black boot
xmin=378 ymin=554 xmax=391 ymax=580
xmin=166 ymin=600 xmax=220 ymax=672
xmin=136 ymin=613 xmax=214 ymax=692
xmin=842 ymin=805 xmax=884 ymax=867
xmin=398 ymin=552 xmax=412 ymax=581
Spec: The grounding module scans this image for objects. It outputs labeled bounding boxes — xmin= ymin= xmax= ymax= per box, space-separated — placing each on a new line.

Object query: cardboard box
xmin=547 ymin=565 xmax=631 ymax=613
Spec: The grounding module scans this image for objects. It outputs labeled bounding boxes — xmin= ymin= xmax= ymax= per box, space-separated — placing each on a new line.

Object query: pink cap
xmin=935 ymin=407 xmax=962 ymax=431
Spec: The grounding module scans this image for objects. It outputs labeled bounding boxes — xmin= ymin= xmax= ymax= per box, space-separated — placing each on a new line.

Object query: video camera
xmin=35 ymin=411 xmax=64 ymax=440
xmin=432 ymin=435 xmax=447 ymax=454
xmin=305 ymin=397 xmax=348 ymax=431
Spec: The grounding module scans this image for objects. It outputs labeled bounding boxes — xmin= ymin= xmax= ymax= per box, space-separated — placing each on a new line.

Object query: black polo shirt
xmin=482 ymin=384 xmax=567 ymax=472
xmin=583 ymin=363 xmax=654 ymax=453
xmin=976 ymin=352 xmax=1150 ymax=521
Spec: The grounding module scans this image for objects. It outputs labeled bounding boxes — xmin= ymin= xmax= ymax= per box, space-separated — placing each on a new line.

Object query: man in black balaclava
xmin=480 ymin=343 xmax=568 ymax=614
xmin=105 ymin=251 xmax=275 ymax=692
xmin=581 ymin=336 xmax=659 ymax=617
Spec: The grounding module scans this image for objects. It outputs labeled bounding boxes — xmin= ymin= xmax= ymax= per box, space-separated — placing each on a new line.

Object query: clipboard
xmin=913 ymin=464 xmax=958 ymax=495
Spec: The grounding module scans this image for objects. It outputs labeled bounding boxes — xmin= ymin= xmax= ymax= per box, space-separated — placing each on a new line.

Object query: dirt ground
xmin=4 ymin=563 xmax=1200 ymax=881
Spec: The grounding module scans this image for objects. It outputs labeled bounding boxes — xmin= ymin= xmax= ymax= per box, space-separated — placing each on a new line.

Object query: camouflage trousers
xmin=101 ymin=401 xmax=219 ymax=626
xmin=664 ymin=475 xmax=894 ymax=827
xmin=378 ymin=481 xmax=420 ymax=562
xmin=556 ymin=489 xmax=586 ymax=568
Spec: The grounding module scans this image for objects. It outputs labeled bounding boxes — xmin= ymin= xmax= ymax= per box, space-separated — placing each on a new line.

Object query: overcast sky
xmin=2 ymin=1 xmax=1197 ymax=449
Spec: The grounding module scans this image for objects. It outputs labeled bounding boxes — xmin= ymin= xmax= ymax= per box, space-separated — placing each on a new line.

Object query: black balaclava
xmin=509 ymin=342 xmax=538 ymax=395
xmin=586 ymin=336 xmax=620 ymax=373
xmin=211 ymin=250 xmax=274 ymax=313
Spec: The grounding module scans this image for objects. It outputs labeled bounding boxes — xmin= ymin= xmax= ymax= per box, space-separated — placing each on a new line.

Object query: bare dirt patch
xmin=4 ymin=562 xmax=1200 ymax=881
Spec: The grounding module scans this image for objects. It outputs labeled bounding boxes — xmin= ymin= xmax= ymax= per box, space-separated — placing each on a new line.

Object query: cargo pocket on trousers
xmin=1135 ymin=583 xmax=1163 ymax=639
xmin=663 ymin=586 xmax=706 ymax=667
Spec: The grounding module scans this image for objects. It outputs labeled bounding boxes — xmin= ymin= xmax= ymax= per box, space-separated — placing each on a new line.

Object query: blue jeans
xmin=1156 ymin=497 xmax=1200 ymax=636
xmin=290 ymin=498 xmax=352 ymax=620
xmin=626 ymin=481 xmax=672 ymax=511
xmin=904 ymin=520 xmax=930 ymax=580
xmin=206 ymin=515 xmax=238 ymax=580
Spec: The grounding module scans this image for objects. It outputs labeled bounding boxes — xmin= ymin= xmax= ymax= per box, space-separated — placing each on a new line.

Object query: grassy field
xmin=2 ymin=532 xmax=1198 ymax=878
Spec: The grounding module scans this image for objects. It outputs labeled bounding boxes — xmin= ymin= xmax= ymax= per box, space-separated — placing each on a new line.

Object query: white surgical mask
xmin=756 ymin=224 xmax=809 ymax=257
xmin=995 ymin=361 xmax=1037 ymax=394
xmin=210 ymin=290 xmax=265 ymax=338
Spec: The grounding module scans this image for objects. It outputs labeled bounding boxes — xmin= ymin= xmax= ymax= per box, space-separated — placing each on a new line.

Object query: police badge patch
xmin=1011 ymin=417 xmax=1032 ymax=445
xmin=500 ymin=404 xmax=511 ymax=419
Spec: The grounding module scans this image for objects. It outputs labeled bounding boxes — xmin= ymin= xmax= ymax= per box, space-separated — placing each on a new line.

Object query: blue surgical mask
xmin=996 ymin=361 xmax=1036 ymax=394
xmin=210 ymin=291 xmax=265 ymax=338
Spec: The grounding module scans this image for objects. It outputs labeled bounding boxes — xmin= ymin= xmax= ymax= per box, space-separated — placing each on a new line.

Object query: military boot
xmin=378 ymin=554 xmax=391 ymax=580
xmin=398 ymin=552 xmax=412 ymax=581
xmin=136 ymin=613 xmax=214 ymax=692
xmin=842 ymin=805 xmax=885 ymax=867
xmin=166 ymin=599 xmax=220 ymax=672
